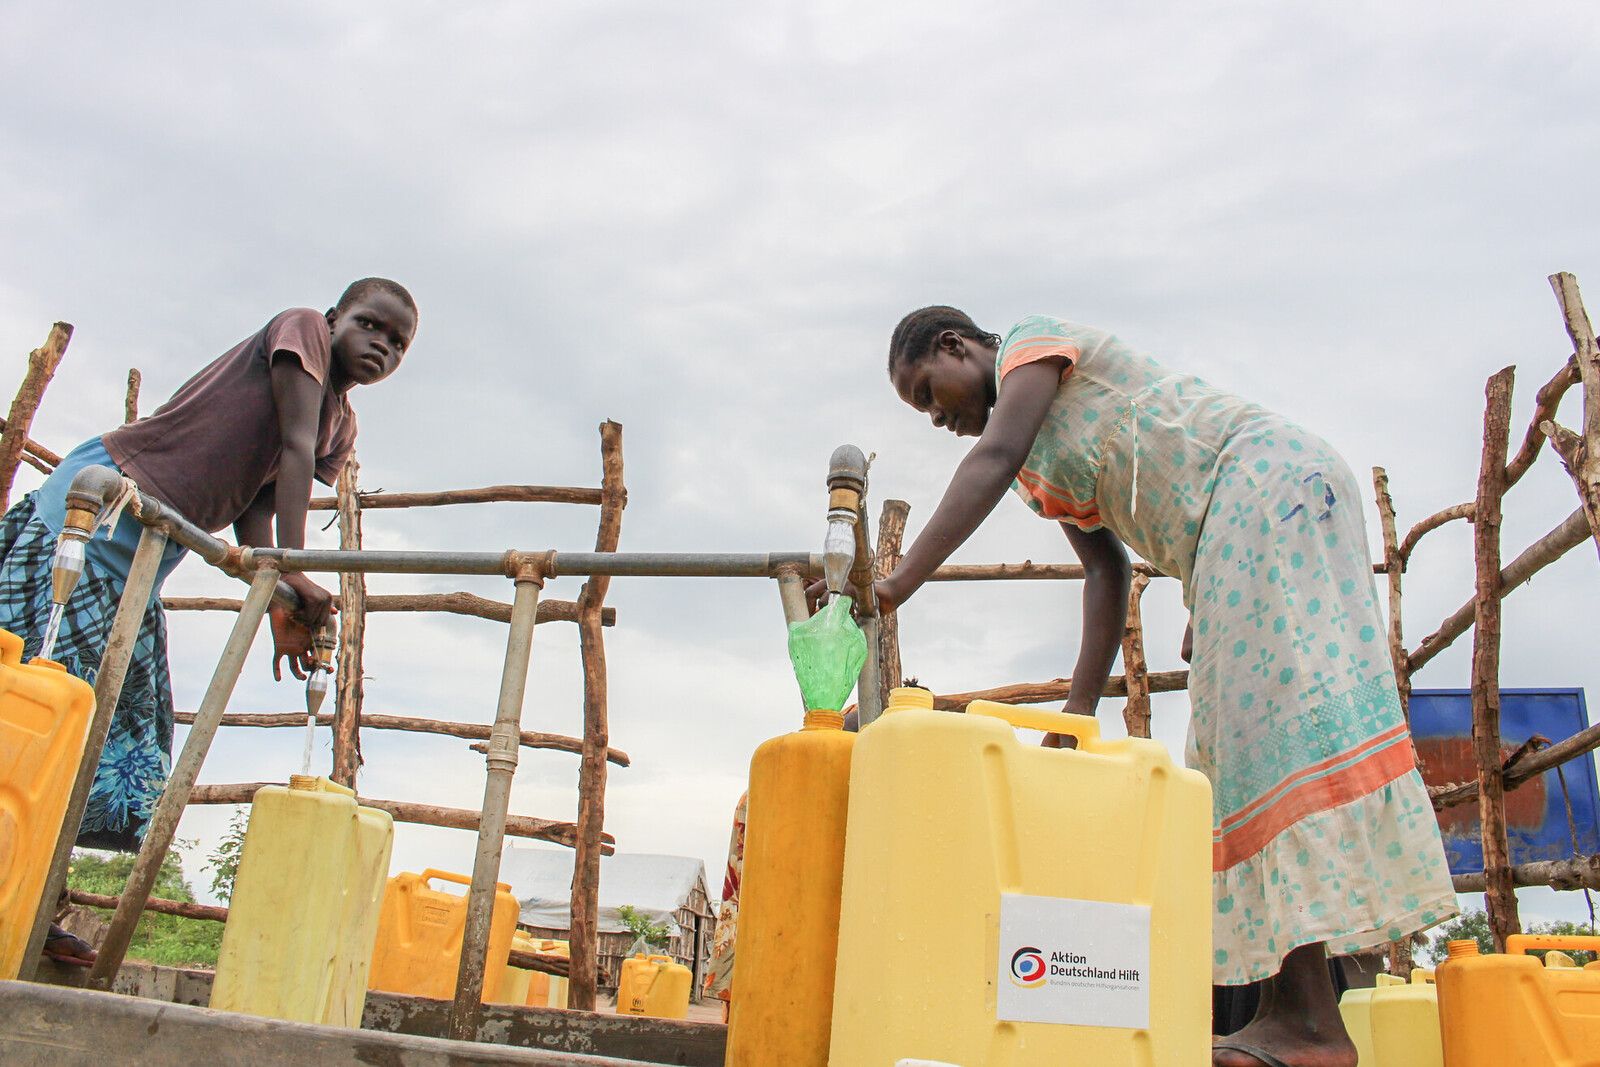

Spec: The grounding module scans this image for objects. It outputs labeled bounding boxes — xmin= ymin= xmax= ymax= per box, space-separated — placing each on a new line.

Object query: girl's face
xmin=891 ymin=333 xmax=996 ymax=438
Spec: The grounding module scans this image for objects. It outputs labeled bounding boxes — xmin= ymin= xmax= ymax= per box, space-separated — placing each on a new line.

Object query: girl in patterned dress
xmin=871 ymin=306 xmax=1455 ymax=1067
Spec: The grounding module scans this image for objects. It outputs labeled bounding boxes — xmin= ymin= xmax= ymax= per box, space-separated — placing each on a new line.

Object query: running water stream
xmin=38 ymin=602 xmax=65 ymax=663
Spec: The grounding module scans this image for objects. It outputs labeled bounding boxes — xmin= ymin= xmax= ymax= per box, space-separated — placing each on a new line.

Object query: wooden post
xmin=1371 ymin=468 xmax=1410 ymax=722
xmin=333 ymin=456 xmax=365 ymax=787
xmin=1474 ymin=367 xmax=1520 ymax=951
xmin=873 ymin=499 xmax=909 ymax=703
xmin=1543 ymin=273 xmax=1600 ymax=560
xmin=1119 ymin=574 xmax=1152 ymax=738
xmin=1372 ymin=466 xmax=1416 ymax=975
xmin=569 ymin=421 xmax=625 ymax=1012
xmin=0 ymin=322 xmax=71 ymax=507
xmin=124 ymin=368 xmax=141 ymax=424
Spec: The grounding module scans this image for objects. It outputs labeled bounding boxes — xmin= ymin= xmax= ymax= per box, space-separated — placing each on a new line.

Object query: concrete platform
xmin=101 ymin=963 xmax=726 ymax=1066
xmin=0 ymin=980 xmax=668 ymax=1066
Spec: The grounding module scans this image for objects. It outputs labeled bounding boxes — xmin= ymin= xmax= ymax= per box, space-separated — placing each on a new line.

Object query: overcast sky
xmin=4 ymin=2 xmax=1599 ymax=927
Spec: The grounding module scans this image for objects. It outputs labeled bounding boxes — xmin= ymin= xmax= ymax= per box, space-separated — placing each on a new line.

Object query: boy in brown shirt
xmin=0 ymin=277 xmax=417 ymax=875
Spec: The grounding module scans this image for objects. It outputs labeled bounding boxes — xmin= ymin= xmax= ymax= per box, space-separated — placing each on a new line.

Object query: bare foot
xmin=1213 ymin=942 xmax=1356 ymax=1067
xmin=1213 ymin=1020 xmax=1357 ymax=1066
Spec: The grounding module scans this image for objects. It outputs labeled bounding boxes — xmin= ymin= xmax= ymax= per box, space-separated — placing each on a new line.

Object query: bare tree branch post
xmin=1373 ymin=465 xmax=1416 ymax=975
xmin=1406 ymin=507 xmax=1589 ymax=674
xmin=1544 ymin=273 xmax=1600 ymax=561
xmin=874 ymin=499 xmax=910 ymax=703
xmin=1473 ymin=366 xmax=1520 ymax=950
xmin=569 ymin=421 xmax=624 ymax=1012
xmin=333 ymin=456 xmax=365 ymax=787
xmin=0 ymin=322 xmax=71 ymax=507
xmin=1120 ymin=574 xmax=1152 ymax=738
xmin=124 ymin=368 xmax=141 ymax=424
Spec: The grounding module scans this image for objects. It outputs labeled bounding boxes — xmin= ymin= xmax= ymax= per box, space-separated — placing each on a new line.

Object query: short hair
xmin=335 ymin=277 xmax=417 ymax=316
xmin=887 ymin=305 xmax=1000 ymax=374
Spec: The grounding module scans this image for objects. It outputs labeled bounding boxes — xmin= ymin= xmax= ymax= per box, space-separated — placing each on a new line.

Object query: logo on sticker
xmin=1009 ymin=946 xmax=1047 ymax=987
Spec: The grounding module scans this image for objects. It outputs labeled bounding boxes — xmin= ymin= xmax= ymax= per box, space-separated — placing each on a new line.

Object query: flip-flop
xmin=1211 ymin=1041 xmax=1295 ymax=1067
xmin=42 ymin=924 xmax=97 ymax=967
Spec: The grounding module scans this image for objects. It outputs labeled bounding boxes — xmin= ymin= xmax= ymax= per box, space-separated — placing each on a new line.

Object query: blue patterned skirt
xmin=0 ymin=492 xmax=174 ymax=852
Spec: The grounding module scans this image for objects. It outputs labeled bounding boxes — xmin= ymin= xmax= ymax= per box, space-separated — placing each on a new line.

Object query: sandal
xmin=1211 ymin=1041 xmax=1295 ymax=1067
xmin=42 ymin=923 xmax=97 ymax=967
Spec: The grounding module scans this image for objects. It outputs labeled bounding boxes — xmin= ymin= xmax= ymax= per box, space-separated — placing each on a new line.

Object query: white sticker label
xmin=996 ymin=893 xmax=1151 ymax=1029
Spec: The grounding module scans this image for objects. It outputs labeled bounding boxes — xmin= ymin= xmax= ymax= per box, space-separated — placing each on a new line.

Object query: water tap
xmin=305 ymin=620 xmax=337 ymax=717
xmin=824 ymin=444 xmax=868 ymax=597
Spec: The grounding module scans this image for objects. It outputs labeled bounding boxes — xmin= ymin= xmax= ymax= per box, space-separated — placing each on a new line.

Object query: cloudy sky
xmin=5 ymin=2 xmax=1599 ymax=927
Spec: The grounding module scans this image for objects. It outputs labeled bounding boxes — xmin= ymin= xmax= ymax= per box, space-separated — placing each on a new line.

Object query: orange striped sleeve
xmin=999 ymin=338 xmax=1078 ymax=382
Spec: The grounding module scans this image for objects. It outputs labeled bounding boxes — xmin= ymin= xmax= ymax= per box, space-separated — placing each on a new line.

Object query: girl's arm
xmin=1057 ymin=523 xmax=1131 ymax=720
xmin=877 ymin=358 xmax=1066 ymax=612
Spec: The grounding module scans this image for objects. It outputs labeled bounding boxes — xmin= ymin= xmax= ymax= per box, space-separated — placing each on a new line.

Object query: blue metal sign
xmin=1409 ymin=688 xmax=1600 ymax=876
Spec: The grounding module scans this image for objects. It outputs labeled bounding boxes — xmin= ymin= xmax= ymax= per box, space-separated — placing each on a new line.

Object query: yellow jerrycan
xmin=618 ymin=953 xmax=693 ymax=1019
xmin=830 ymin=692 xmax=1213 ymax=1066
xmin=1437 ymin=935 xmax=1600 ymax=1066
xmin=210 ymin=775 xmax=394 ymax=1025
xmin=494 ymin=934 xmax=536 ymax=1005
xmin=1340 ymin=968 xmax=1442 ymax=1067
xmin=533 ymin=939 xmax=570 ymax=1009
xmin=0 ymin=629 xmax=94 ymax=979
xmin=725 ymin=705 xmax=854 ymax=1066
xmin=367 ymin=868 xmax=519 ymax=1001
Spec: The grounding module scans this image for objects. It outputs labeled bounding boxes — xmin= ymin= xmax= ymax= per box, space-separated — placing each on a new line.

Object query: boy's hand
xmin=269 ymin=602 xmax=316 ymax=681
xmin=283 ymin=573 xmax=336 ymax=629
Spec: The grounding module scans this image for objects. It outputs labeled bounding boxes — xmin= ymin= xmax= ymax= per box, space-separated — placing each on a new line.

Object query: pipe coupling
xmin=485 ymin=720 xmax=521 ymax=770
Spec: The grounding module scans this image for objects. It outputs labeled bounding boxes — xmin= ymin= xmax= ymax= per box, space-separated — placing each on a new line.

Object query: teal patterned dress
xmin=998 ymin=316 xmax=1456 ymax=984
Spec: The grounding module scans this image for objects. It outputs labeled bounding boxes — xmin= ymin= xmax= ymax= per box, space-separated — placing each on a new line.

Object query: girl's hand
xmin=804 ymin=577 xmax=904 ymax=616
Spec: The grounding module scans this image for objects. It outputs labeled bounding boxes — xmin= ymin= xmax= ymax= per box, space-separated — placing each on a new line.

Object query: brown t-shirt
xmin=103 ymin=308 xmax=357 ymax=533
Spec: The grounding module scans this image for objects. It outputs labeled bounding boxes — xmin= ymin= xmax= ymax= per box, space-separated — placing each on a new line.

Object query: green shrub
xmin=66 ymin=844 xmax=223 ymax=969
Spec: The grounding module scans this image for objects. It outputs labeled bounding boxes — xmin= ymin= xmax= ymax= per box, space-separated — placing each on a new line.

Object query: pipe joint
xmin=502 ymin=550 xmax=553 ymax=584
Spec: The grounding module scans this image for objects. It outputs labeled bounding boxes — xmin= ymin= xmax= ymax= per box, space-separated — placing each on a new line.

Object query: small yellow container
xmin=210 ymin=775 xmax=394 ymax=1025
xmin=367 ymin=868 xmax=519 ymax=1001
xmin=0 ymin=629 xmax=94 ymax=979
xmin=535 ymin=939 xmax=569 ymax=1009
xmin=726 ymin=705 xmax=854 ymax=1065
xmin=1340 ymin=968 xmax=1442 ymax=1067
xmin=830 ymin=694 xmax=1213 ymax=1066
xmin=1438 ymin=935 xmax=1600 ymax=1067
xmin=618 ymin=953 xmax=692 ymax=1019
xmin=495 ymin=935 xmax=536 ymax=1005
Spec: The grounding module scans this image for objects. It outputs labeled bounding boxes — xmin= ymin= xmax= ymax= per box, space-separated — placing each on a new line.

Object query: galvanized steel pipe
xmin=449 ymin=569 xmax=544 ymax=1040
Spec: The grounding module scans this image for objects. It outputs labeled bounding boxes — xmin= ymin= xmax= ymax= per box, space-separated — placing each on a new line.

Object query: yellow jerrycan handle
xmin=966 ymin=700 xmax=1101 ymax=748
xmin=422 ymin=868 xmax=512 ymax=893
xmin=0 ymin=628 xmax=23 ymax=667
xmin=1507 ymin=934 xmax=1600 ymax=955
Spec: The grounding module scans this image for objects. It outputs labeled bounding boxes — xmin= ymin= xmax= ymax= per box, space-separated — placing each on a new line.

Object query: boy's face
xmin=891 ymin=333 xmax=995 ymax=438
xmin=327 ymin=291 xmax=416 ymax=387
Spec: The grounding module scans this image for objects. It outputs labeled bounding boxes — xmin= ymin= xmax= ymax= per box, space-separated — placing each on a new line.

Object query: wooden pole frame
xmin=568 ymin=421 xmax=625 ymax=1012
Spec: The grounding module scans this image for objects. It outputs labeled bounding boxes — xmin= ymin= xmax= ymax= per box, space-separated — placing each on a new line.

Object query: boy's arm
xmin=877 ymin=358 xmax=1066 ymax=611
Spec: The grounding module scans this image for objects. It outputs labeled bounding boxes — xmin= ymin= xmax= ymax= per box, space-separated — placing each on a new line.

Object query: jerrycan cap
xmin=26 ymin=657 xmax=67 ymax=672
xmin=885 ymin=687 xmax=934 ymax=713
xmin=1446 ymin=940 xmax=1482 ymax=958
